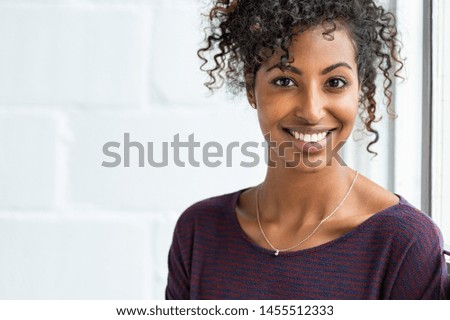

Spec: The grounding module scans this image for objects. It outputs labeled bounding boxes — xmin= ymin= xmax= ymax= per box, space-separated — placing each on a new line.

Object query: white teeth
xmin=303 ymin=133 xmax=311 ymax=142
xmin=289 ymin=130 xmax=329 ymax=143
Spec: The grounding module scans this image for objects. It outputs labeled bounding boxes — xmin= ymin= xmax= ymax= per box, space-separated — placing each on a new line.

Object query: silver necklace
xmin=256 ymin=171 xmax=359 ymax=256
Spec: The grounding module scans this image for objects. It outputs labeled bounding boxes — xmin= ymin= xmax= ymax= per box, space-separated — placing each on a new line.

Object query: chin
xmin=268 ymin=149 xmax=332 ymax=171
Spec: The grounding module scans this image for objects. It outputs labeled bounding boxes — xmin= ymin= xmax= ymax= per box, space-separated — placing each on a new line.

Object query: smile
xmin=286 ymin=129 xmax=334 ymax=143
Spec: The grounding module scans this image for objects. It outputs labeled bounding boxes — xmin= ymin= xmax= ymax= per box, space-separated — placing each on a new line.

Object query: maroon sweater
xmin=165 ymin=189 xmax=449 ymax=299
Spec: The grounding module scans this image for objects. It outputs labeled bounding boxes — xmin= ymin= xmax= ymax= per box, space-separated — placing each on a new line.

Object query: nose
xmin=294 ymin=85 xmax=326 ymax=124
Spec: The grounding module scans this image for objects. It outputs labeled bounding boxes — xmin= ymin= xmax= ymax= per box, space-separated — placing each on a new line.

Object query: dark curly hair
xmin=197 ymin=0 xmax=404 ymax=155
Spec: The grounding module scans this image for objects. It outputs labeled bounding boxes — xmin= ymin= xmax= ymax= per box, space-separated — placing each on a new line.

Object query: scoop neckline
xmin=229 ymin=187 xmax=407 ymax=257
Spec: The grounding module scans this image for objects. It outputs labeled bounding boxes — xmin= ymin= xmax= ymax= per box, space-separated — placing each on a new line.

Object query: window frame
xmin=422 ymin=0 xmax=432 ymax=216
xmin=429 ymin=0 xmax=450 ymax=269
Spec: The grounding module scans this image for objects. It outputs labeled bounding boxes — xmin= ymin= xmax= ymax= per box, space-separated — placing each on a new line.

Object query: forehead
xmin=262 ymin=24 xmax=357 ymax=70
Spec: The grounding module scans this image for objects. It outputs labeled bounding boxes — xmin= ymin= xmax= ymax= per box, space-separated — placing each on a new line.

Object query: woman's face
xmin=249 ymin=24 xmax=359 ymax=171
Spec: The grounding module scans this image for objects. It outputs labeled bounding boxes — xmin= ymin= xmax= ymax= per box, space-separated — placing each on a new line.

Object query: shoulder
xmin=352 ymin=174 xmax=442 ymax=244
xmin=369 ymin=196 xmax=444 ymax=248
xmin=169 ymin=189 xmax=246 ymax=257
xmin=379 ymin=197 xmax=437 ymax=232
xmin=372 ymin=197 xmax=448 ymax=299
xmin=174 ymin=189 xmax=244 ymax=229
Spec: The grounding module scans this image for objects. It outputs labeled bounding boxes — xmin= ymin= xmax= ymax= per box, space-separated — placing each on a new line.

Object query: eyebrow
xmin=266 ymin=62 xmax=353 ymax=75
xmin=321 ymin=62 xmax=353 ymax=75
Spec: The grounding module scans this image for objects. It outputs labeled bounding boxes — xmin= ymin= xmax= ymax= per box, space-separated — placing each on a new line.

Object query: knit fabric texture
xmin=166 ymin=189 xmax=449 ymax=299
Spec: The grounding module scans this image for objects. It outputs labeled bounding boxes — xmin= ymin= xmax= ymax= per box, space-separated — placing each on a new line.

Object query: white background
xmin=0 ymin=0 xmax=445 ymax=299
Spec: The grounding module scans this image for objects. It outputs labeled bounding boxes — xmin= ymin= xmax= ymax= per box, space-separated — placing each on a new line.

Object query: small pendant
xmin=274 ymin=250 xmax=279 ymax=256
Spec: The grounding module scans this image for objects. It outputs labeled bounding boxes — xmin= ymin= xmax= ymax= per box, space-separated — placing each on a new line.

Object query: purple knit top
xmin=165 ymin=189 xmax=449 ymax=299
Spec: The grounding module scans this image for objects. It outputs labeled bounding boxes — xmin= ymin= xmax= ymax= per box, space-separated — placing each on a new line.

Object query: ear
xmin=246 ymin=87 xmax=256 ymax=108
xmin=244 ymin=72 xmax=257 ymax=108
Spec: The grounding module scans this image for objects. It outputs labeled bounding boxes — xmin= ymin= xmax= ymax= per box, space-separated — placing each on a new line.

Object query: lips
xmin=283 ymin=127 xmax=336 ymax=143
xmin=281 ymin=127 xmax=336 ymax=154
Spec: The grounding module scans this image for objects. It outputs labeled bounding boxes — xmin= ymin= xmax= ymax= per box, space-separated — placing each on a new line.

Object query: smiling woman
xmin=251 ymin=25 xmax=359 ymax=169
xmin=165 ymin=0 xmax=449 ymax=299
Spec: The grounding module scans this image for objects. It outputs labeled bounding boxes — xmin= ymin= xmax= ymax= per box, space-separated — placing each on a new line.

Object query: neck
xmin=259 ymin=164 xmax=357 ymax=226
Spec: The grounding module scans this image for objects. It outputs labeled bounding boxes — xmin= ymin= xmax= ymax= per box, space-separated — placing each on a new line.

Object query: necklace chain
xmin=256 ymin=171 xmax=359 ymax=256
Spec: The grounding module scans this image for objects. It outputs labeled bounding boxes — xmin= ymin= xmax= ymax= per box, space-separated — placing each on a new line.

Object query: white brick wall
xmin=0 ymin=111 xmax=57 ymax=208
xmin=0 ymin=1 xmax=152 ymax=107
xmin=0 ymin=0 xmax=419 ymax=299
xmin=0 ymin=0 xmax=265 ymax=299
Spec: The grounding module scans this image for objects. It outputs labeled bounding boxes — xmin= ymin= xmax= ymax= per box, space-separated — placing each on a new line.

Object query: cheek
xmin=257 ymin=105 xmax=283 ymax=132
xmin=255 ymin=93 xmax=288 ymax=127
xmin=327 ymin=91 xmax=359 ymax=122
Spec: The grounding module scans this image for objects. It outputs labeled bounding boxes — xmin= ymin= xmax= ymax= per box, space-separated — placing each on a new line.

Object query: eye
xmin=272 ymin=77 xmax=296 ymax=87
xmin=326 ymin=77 xmax=348 ymax=89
